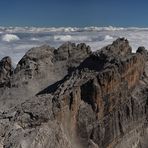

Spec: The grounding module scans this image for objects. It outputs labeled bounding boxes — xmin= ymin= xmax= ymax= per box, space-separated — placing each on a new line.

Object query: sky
xmin=0 ymin=0 xmax=148 ymax=27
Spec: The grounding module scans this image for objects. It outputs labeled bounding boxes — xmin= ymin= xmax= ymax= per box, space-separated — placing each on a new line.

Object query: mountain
xmin=0 ymin=38 xmax=147 ymax=148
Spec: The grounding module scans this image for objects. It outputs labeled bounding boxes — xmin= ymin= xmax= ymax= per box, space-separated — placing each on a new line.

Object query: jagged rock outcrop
xmin=0 ymin=38 xmax=147 ymax=148
xmin=0 ymin=42 xmax=91 ymax=110
xmin=0 ymin=56 xmax=13 ymax=87
xmin=50 ymin=39 xmax=148 ymax=148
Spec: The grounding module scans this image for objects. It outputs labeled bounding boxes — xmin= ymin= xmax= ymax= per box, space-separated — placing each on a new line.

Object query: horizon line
xmin=1 ymin=25 xmax=148 ymax=28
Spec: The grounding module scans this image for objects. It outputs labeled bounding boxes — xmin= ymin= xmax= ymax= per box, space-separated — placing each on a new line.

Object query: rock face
xmin=0 ymin=42 xmax=91 ymax=110
xmin=0 ymin=56 xmax=13 ymax=87
xmin=0 ymin=38 xmax=148 ymax=148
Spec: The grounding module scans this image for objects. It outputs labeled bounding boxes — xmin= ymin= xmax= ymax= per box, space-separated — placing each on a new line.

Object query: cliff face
xmin=0 ymin=42 xmax=91 ymax=110
xmin=0 ymin=38 xmax=147 ymax=148
xmin=0 ymin=56 xmax=13 ymax=87
xmin=51 ymin=39 xmax=148 ymax=148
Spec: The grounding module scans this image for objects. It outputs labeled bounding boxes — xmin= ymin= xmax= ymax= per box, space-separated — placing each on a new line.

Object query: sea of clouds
xmin=0 ymin=26 xmax=148 ymax=66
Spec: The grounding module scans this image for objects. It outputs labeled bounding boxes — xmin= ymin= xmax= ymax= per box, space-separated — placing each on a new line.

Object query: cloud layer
xmin=0 ymin=27 xmax=148 ymax=66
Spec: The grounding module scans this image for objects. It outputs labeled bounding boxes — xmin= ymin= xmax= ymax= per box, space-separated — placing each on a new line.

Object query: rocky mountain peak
xmin=0 ymin=42 xmax=92 ymax=109
xmin=100 ymin=38 xmax=132 ymax=56
xmin=54 ymin=42 xmax=91 ymax=61
xmin=0 ymin=38 xmax=147 ymax=148
xmin=15 ymin=45 xmax=55 ymax=73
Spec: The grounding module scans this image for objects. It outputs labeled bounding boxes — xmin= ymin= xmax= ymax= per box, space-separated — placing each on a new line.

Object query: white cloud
xmin=2 ymin=34 xmax=20 ymax=42
xmin=30 ymin=37 xmax=39 ymax=41
xmin=54 ymin=35 xmax=72 ymax=42
xmin=0 ymin=27 xmax=148 ymax=66
xmin=54 ymin=35 xmax=92 ymax=42
xmin=104 ymin=35 xmax=114 ymax=40
xmin=1 ymin=26 xmax=148 ymax=34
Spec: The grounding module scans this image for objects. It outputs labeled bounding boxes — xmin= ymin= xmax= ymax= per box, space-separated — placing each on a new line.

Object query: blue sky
xmin=0 ymin=0 xmax=148 ymax=27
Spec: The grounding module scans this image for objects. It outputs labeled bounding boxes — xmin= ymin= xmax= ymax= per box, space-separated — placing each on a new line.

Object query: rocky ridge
xmin=0 ymin=42 xmax=91 ymax=110
xmin=0 ymin=38 xmax=147 ymax=148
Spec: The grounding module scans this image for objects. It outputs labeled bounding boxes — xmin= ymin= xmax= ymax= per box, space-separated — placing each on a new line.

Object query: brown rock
xmin=0 ymin=38 xmax=147 ymax=148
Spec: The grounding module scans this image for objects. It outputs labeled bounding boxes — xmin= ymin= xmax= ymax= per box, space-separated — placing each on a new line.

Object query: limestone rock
xmin=0 ymin=42 xmax=91 ymax=110
xmin=0 ymin=56 xmax=13 ymax=87
xmin=0 ymin=38 xmax=147 ymax=148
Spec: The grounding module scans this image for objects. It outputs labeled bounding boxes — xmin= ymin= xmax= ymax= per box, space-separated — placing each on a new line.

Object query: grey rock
xmin=0 ymin=38 xmax=147 ymax=148
xmin=0 ymin=42 xmax=91 ymax=110
xmin=0 ymin=56 xmax=13 ymax=87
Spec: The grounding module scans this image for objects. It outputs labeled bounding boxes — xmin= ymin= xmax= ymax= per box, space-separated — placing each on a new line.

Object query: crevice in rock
xmin=69 ymin=92 xmax=73 ymax=110
xmin=118 ymin=112 xmax=124 ymax=135
xmin=126 ymin=105 xmax=130 ymax=118
xmin=80 ymin=80 xmax=96 ymax=111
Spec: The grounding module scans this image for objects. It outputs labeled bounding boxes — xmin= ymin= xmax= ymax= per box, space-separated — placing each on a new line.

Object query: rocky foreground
xmin=0 ymin=38 xmax=148 ymax=148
